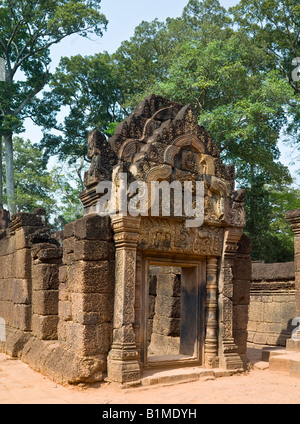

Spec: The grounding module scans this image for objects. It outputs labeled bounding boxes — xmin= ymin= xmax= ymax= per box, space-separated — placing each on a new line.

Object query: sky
xmin=21 ymin=0 xmax=299 ymax=184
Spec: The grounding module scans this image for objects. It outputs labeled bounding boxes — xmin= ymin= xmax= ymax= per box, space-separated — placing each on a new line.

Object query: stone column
xmin=205 ymin=257 xmax=219 ymax=367
xmin=286 ymin=209 xmax=300 ymax=351
xmin=218 ymin=228 xmax=244 ymax=370
xmin=107 ymin=215 xmax=141 ymax=384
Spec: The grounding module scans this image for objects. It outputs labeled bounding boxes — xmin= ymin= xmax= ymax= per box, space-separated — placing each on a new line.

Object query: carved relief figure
xmin=84 ymin=129 xmax=117 ymax=187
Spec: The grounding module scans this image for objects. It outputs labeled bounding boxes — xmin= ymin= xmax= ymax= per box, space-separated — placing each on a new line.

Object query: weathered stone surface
xmin=74 ymin=240 xmax=114 ymax=262
xmin=32 ymin=314 xmax=58 ymax=340
xmin=153 ymin=316 xmax=181 ymax=337
xmin=32 ymin=290 xmax=58 ymax=316
xmin=13 ymin=304 xmax=31 ymax=331
xmin=68 ymin=260 xmax=114 ymax=294
xmin=13 ymin=279 xmax=30 ymax=305
xmin=74 ymin=215 xmax=112 ymax=241
xmin=156 ymin=274 xmax=181 ymax=297
xmin=252 ymin=262 xmax=295 ymax=282
xmin=32 ymin=264 xmax=59 ymax=290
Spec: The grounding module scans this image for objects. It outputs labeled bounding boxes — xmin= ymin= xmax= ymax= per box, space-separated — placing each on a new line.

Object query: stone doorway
xmin=140 ymin=258 xmax=206 ymax=369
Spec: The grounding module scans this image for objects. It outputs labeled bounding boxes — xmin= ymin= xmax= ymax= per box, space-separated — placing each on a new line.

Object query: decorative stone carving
xmin=205 ymin=257 xmax=219 ymax=367
xmin=218 ymin=227 xmax=244 ymax=370
xmin=79 ymin=94 xmax=247 ymax=383
xmin=107 ymin=215 xmax=142 ymax=384
xmin=138 ymin=218 xmax=224 ymax=257
xmin=84 ymin=129 xmax=117 ymax=188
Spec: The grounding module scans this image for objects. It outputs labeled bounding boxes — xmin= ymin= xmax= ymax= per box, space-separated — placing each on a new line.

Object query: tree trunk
xmin=0 ymin=134 xmax=3 ymax=205
xmin=4 ymin=132 xmax=16 ymax=215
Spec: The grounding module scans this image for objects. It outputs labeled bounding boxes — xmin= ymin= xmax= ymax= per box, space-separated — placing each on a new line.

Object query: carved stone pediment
xmin=81 ymin=94 xmax=246 ymax=232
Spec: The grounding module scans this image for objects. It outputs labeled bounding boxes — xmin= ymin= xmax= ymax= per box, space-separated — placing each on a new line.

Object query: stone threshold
xmin=111 ymin=367 xmax=244 ymax=390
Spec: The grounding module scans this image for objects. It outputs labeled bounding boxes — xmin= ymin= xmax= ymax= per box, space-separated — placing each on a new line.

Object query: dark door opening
xmin=143 ymin=259 xmax=206 ymax=367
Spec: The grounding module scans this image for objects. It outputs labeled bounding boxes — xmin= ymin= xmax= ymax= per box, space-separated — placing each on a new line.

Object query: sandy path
xmin=0 ymin=353 xmax=300 ymax=404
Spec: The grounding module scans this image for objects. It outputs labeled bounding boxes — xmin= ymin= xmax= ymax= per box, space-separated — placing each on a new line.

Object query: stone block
xmin=233 ymin=258 xmax=252 ymax=280
xmin=74 ymin=214 xmax=112 ymax=241
xmin=0 ymin=279 xmax=13 ymax=302
xmin=233 ymin=305 xmax=248 ymax=330
xmin=37 ymin=246 xmax=62 ymax=263
xmin=32 ymin=314 xmax=58 ymax=340
xmin=15 ymin=227 xmax=37 ymax=250
xmin=149 ymin=333 xmax=180 ymax=356
xmin=76 ymin=311 xmax=100 ymax=325
xmin=32 ymin=263 xmax=59 ymax=290
xmin=156 ymin=274 xmax=181 ymax=297
xmin=233 ymin=330 xmax=248 ymax=354
xmin=64 ymin=221 xmax=75 ymax=239
xmin=15 ymin=249 xmax=31 ymax=280
xmin=233 ymin=279 xmax=250 ymax=306
xmin=153 ymin=316 xmax=181 ymax=337
xmin=58 ymin=300 xmax=72 ymax=321
xmin=68 ymin=260 xmax=114 ymax=294
xmin=248 ymin=301 xmax=264 ymax=323
xmin=13 ymin=304 xmax=31 ymax=331
xmin=63 ymin=237 xmax=75 ymax=256
xmin=13 ymin=279 xmax=30 ymax=304
xmin=74 ymin=240 xmax=113 ymax=261
xmin=253 ymin=332 xmax=268 ymax=345
xmin=32 ymin=290 xmax=58 ymax=316
xmin=0 ymin=300 xmax=13 ymax=325
xmin=58 ymin=283 xmax=69 ymax=302
xmin=64 ymin=321 xmax=112 ymax=356
xmin=155 ymin=295 xmax=181 ymax=318
xmin=58 ymin=265 xmax=67 ymax=284
xmin=71 ymin=292 xmax=114 ymax=323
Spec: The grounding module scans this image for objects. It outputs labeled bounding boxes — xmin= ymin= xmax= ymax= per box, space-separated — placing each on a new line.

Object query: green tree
xmin=230 ymin=0 xmax=300 ymax=94
xmin=0 ymin=0 xmax=107 ymax=214
xmin=2 ymin=136 xmax=56 ymax=215
xmin=39 ymin=53 xmax=127 ymax=164
xmin=230 ymin=0 xmax=300 ymax=158
xmin=42 ymin=0 xmax=298 ymax=261
xmin=50 ymin=159 xmax=87 ymax=229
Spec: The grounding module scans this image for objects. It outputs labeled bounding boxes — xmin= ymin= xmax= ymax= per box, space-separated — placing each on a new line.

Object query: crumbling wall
xmin=0 ymin=211 xmax=115 ymax=385
xmin=247 ymin=262 xmax=296 ymax=348
xmin=58 ymin=214 xmax=115 ymax=374
xmin=0 ymin=210 xmax=62 ymax=356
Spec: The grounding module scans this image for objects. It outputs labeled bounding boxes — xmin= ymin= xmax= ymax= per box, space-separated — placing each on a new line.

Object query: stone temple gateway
xmin=81 ymin=94 xmax=249 ymax=383
xmin=0 ymin=95 xmax=251 ymax=385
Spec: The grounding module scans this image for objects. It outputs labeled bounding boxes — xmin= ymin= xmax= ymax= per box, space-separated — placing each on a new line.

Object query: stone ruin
xmin=0 ymin=94 xmax=253 ymax=385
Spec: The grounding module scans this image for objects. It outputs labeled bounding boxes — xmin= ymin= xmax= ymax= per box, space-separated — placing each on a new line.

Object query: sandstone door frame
xmin=137 ymin=255 xmax=207 ymax=369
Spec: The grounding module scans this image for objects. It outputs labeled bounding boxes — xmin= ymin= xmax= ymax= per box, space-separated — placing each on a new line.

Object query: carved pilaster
xmin=107 ymin=215 xmax=141 ymax=384
xmin=205 ymin=257 xmax=219 ymax=367
xmin=218 ymin=227 xmax=244 ymax=370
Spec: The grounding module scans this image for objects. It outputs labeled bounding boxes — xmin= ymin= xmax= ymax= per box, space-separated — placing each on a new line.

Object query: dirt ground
xmin=0 ymin=351 xmax=300 ymax=405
